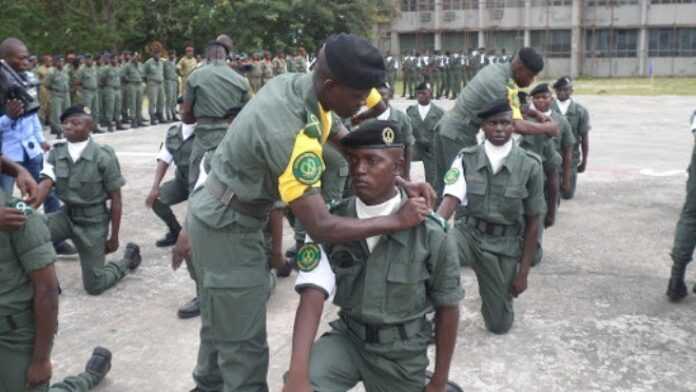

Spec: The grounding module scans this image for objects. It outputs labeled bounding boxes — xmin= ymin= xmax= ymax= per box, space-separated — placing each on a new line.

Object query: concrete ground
xmin=46 ymin=95 xmax=696 ymax=391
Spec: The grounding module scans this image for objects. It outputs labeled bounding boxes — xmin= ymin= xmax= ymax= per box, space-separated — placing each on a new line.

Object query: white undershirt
xmin=418 ymin=103 xmax=431 ymax=121
xmin=356 ymin=189 xmax=402 ymax=252
xmin=556 ymin=98 xmax=572 ymax=116
xmin=40 ymin=139 xmax=90 ymax=181
xmin=377 ymin=107 xmax=391 ymax=121
xmin=155 ymin=122 xmax=195 ymax=164
xmin=484 ymin=139 xmax=513 ymax=174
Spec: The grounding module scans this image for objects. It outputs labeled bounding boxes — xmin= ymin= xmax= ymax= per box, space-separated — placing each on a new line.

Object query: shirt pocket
xmin=386 ymin=258 xmax=429 ymax=316
xmin=74 ymin=165 xmax=104 ymax=200
xmin=330 ymin=247 xmax=362 ymax=310
xmin=501 ymin=184 xmax=528 ymax=220
xmin=465 ymin=178 xmax=487 ymax=213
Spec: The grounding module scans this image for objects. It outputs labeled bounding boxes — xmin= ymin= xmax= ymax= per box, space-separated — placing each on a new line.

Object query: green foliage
xmin=0 ymin=0 xmax=396 ymax=56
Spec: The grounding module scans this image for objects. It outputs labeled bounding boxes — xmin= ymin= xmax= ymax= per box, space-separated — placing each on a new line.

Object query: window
xmin=401 ymin=0 xmax=417 ymax=11
xmin=484 ymin=30 xmax=525 ymax=54
xmin=585 ymin=29 xmax=638 ymax=57
xmin=418 ymin=0 xmax=435 ymax=11
xmin=650 ymin=0 xmax=695 ymax=4
xmin=485 ymin=0 xmax=525 ymax=7
xmin=530 ymin=30 xmax=572 ymax=58
xmin=531 ymin=0 xmax=572 ymax=5
xmin=586 ymin=0 xmax=639 ymax=5
xmin=649 ymin=28 xmax=696 ymax=57
xmin=399 ymin=33 xmax=436 ymax=54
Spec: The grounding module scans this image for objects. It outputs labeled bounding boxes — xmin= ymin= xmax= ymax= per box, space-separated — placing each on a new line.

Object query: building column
xmin=570 ymin=0 xmax=583 ymax=78
xmin=638 ymin=0 xmax=649 ymax=76
xmin=524 ymin=0 xmax=532 ymax=47
xmin=391 ymin=31 xmax=400 ymax=56
xmin=434 ymin=0 xmax=442 ymax=50
xmin=478 ymin=0 xmax=486 ymax=47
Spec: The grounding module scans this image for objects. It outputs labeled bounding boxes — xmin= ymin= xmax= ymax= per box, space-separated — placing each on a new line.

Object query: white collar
xmin=556 ymin=98 xmax=572 ymax=115
xmin=67 ymin=139 xmax=90 ymax=163
xmin=181 ymin=123 xmax=195 ymax=141
xmin=484 ymin=139 xmax=513 ymax=174
xmin=377 ymin=107 xmax=391 ymax=121
xmin=356 ymin=189 xmax=402 ymax=252
xmin=530 ymin=102 xmax=553 ymax=117
xmin=418 ymin=103 xmax=431 ymax=120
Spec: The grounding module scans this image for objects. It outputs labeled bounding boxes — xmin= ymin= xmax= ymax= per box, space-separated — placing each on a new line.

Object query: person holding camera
xmin=0 ymin=38 xmax=76 ymax=255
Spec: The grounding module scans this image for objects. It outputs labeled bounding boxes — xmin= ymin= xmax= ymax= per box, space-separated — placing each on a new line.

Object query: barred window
xmin=650 ymin=0 xmax=696 ymax=4
xmin=649 ymin=28 xmax=696 ymax=57
xmin=401 ymin=0 xmax=417 ymax=11
xmin=418 ymin=0 xmax=435 ymax=11
xmin=530 ymin=30 xmax=572 ymax=58
xmin=531 ymin=0 xmax=573 ymax=5
xmin=585 ymin=29 xmax=638 ymax=57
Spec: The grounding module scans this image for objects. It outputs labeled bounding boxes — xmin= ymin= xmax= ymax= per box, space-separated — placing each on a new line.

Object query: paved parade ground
xmin=48 ymin=95 xmax=696 ymax=391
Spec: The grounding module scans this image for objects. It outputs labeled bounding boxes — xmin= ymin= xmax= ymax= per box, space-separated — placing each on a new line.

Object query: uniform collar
xmin=475 ymin=140 xmax=521 ymax=173
xmin=302 ymin=73 xmax=332 ymax=143
xmin=346 ymin=187 xmax=411 ymax=246
xmin=71 ymin=138 xmax=97 ymax=161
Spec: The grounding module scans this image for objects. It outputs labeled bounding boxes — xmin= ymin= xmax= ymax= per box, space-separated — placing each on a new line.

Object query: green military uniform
xmin=406 ymin=102 xmax=445 ymax=187
xmin=261 ymin=59 xmax=274 ymax=88
xmin=0 ymin=192 xmax=104 ymax=392
xmin=552 ymin=99 xmax=590 ymax=199
xmin=431 ymin=55 xmax=442 ymax=98
xmin=293 ymin=55 xmax=307 ymax=73
xmin=433 ymin=62 xmax=523 ymax=197
xmin=36 ymin=64 xmax=52 ymax=124
xmin=272 ymin=56 xmax=287 ymax=76
xmin=449 ymin=53 xmax=462 ymax=99
xmin=286 ymin=56 xmax=296 ymax=73
xmin=295 ymin=191 xmax=463 ymax=391
xmin=123 ymin=61 xmax=144 ymax=125
xmin=549 ymin=111 xmax=576 ymax=201
xmin=45 ymin=68 xmax=71 ymax=135
xmin=444 ymin=143 xmax=545 ymax=333
xmin=187 ymin=72 xmax=339 ymax=391
xmin=185 ymin=59 xmax=252 ymax=191
xmin=248 ymin=60 xmax=263 ymax=93
xmin=143 ymin=57 xmax=165 ymax=122
xmin=163 ymin=58 xmax=178 ymax=121
xmin=385 ymin=55 xmax=397 ymax=87
xmin=99 ymin=64 xmax=122 ymax=129
xmin=119 ymin=62 xmax=129 ymax=121
xmin=43 ymin=139 xmax=130 ymax=295
xmin=401 ymin=56 xmax=414 ymax=98
xmin=76 ymin=65 xmax=100 ymax=123
xmin=66 ymin=63 xmax=80 ymax=105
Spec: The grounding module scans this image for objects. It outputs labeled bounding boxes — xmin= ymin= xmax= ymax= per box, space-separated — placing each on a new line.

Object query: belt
xmin=0 ymin=310 xmax=33 ymax=334
xmin=126 ymin=80 xmax=142 ymax=84
xmin=342 ymin=315 xmax=426 ymax=344
xmin=66 ymin=204 xmax=108 ymax=219
xmin=205 ymin=174 xmax=271 ymax=220
xmin=464 ymin=216 xmax=520 ymax=237
xmin=196 ymin=117 xmax=233 ymax=125
xmin=147 ymin=80 xmax=163 ymax=84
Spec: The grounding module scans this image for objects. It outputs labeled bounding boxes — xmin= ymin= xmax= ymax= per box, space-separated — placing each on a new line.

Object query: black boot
xmin=667 ymin=262 xmax=688 ymax=302
xmin=123 ymin=243 xmax=142 ymax=271
xmin=85 ymin=346 xmax=112 ymax=384
xmin=150 ymin=117 xmax=159 ymax=126
xmin=178 ymin=297 xmax=200 ymax=319
xmin=156 ymin=230 xmax=179 ymax=247
xmin=116 ymin=122 xmax=127 ymax=131
xmin=54 ymin=241 xmax=77 ymax=255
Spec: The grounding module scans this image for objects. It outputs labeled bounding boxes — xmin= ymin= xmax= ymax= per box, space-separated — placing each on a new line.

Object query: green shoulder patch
xmin=304 ymin=113 xmax=321 ymax=140
xmin=443 ymin=167 xmax=460 ymax=185
xmin=426 ymin=212 xmax=448 ymax=232
xmin=296 ymin=243 xmax=322 ymax=272
xmin=292 ymin=152 xmax=322 ymax=185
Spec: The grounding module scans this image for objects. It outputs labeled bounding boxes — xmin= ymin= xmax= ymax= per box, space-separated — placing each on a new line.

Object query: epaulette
xmin=523 ymin=148 xmax=543 ymax=165
xmin=166 ymin=123 xmax=181 ymax=138
xmin=458 ymin=145 xmax=479 ymax=156
xmin=426 ymin=211 xmax=449 ymax=232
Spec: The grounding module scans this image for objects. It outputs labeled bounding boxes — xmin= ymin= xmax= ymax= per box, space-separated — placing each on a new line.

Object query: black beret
xmin=60 ymin=104 xmax=92 ymax=123
xmin=325 ymin=33 xmax=386 ymax=90
xmin=415 ymin=81 xmax=432 ymax=91
xmin=553 ymin=76 xmax=572 ymax=89
xmin=518 ymin=47 xmax=544 ymax=74
xmin=530 ymin=83 xmax=551 ymax=96
xmin=477 ymin=99 xmax=512 ymax=120
xmin=341 ymin=120 xmax=404 ymax=149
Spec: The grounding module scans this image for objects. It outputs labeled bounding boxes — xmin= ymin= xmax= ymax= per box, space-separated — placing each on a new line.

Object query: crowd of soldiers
xmin=2 ymin=32 xmax=605 ymax=392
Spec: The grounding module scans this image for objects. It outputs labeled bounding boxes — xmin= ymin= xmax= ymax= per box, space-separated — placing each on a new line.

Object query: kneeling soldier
xmin=284 ymin=120 xmax=464 ymax=392
xmin=33 ymin=105 xmax=141 ymax=295
xmin=437 ymin=99 xmax=545 ymax=334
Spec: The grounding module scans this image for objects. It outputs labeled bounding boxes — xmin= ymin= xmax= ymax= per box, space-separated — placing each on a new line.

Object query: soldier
xmin=437 ymin=99 xmax=545 ymax=334
xmin=261 ymin=50 xmax=274 ymax=88
xmin=123 ymin=51 xmax=145 ymax=128
xmin=33 ymin=105 xmax=142 ymax=295
xmin=432 ymin=47 xmax=559 ymax=198
xmin=374 ymin=82 xmax=414 ymax=176
xmin=401 ymin=53 xmax=413 ymax=98
xmin=448 ymin=51 xmax=461 ymax=99
xmin=143 ymin=42 xmax=165 ymax=125
xmin=181 ymin=34 xmax=432 ymax=391
xmin=177 ymin=45 xmax=198 ymax=96
xmin=65 ymin=52 xmax=80 ymax=106
xmin=407 ymin=82 xmax=445 ymax=188
xmin=248 ymin=52 xmax=263 ymax=93
xmin=181 ymin=40 xmax=252 ymax=192
xmin=295 ymin=47 xmax=308 ymax=73
xmin=164 ymin=50 xmax=179 ymax=122
xmin=667 ymin=111 xmax=696 ymax=301
xmin=552 ymin=76 xmax=591 ymax=199
xmin=45 ymin=56 xmax=71 ymax=137
xmin=99 ymin=54 xmax=126 ymax=132
xmin=433 ymin=50 xmax=445 ymax=99
xmin=75 ymin=55 xmax=104 ymax=133
xmin=384 ymin=51 xmax=397 ymax=87
xmin=119 ymin=52 xmax=129 ymax=123
xmin=283 ymin=120 xmax=463 ymax=392
xmin=286 ymin=49 xmax=297 ymax=73
xmin=36 ymin=54 xmax=53 ymax=125
xmin=272 ymin=50 xmax=287 ymax=76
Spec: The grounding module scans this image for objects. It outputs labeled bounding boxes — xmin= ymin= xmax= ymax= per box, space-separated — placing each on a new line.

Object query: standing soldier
xmin=123 ymin=52 xmax=145 ymax=128
xmin=406 ymin=82 xmax=445 ymax=188
xmin=384 ymin=51 xmax=397 ymax=87
xmin=45 ymin=56 xmax=71 ymax=137
xmin=437 ymin=99 xmax=545 ymax=334
xmin=261 ymin=50 xmax=274 ymax=88
xmin=431 ymin=51 xmax=442 ymax=98
xmin=65 ymin=52 xmax=80 ymax=105
xmin=181 ymin=40 xmax=252 ymax=191
xmin=164 ymin=50 xmax=179 ymax=122
xmin=100 ymin=54 xmax=126 ymax=132
xmin=450 ymin=52 xmax=463 ymax=99
xmin=143 ymin=42 xmax=165 ymax=125
xmin=177 ymin=46 xmax=198 ymax=96
xmin=552 ymin=76 xmax=590 ymax=199
xmin=286 ymin=49 xmax=296 ymax=73
xmin=75 ymin=54 xmax=104 ymax=133
xmin=248 ymin=52 xmax=263 ymax=93
xmin=294 ymin=47 xmax=308 ymax=73
xmin=36 ymin=54 xmax=53 ymax=125
xmin=119 ymin=52 xmax=129 ymax=124
xmin=401 ymin=53 xmax=414 ymax=98
xmin=374 ymin=82 xmax=414 ymax=174
xmin=272 ymin=50 xmax=287 ymax=76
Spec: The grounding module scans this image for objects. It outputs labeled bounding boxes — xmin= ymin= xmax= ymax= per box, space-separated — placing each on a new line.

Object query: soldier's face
xmin=323 ymin=80 xmax=371 ymax=118
xmin=416 ymin=89 xmax=431 ymax=105
xmin=62 ymin=115 xmax=92 ymax=143
xmin=555 ymin=86 xmax=572 ymax=101
xmin=378 ymin=87 xmax=392 ymax=106
xmin=482 ymin=112 xmax=514 ymax=146
xmin=532 ymin=92 xmax=552 ymax=113
xmin=348 ymin=148 xmax=403 ymax=205
xmin=7 ymin=44 xmax=30 ymax=72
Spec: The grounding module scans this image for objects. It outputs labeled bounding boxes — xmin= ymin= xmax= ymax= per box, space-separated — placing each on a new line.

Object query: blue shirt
xmin=0 ymin=113 xmax=45 ymax=161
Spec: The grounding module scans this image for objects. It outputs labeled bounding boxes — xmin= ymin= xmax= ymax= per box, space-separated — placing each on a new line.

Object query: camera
xmin=0 ymin=59 xmax=40 ymax=117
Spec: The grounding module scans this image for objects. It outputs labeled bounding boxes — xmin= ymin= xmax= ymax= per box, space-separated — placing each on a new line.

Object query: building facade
xmin=377 ymin=0 xmax=696 ymax=77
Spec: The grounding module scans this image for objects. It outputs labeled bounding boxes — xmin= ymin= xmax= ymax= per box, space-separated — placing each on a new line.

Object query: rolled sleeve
xmin=427 ymin=233 xmax=464 ymax=307
xmin=294 ymin=241 xmax=335 ymax=300
xmin=524 ymin=161 xmax=547 ymax=217
xmin=443 ymin=155 xmax=468 ymax=206
xmin=156 ymin=145 xmax=174 ymax=164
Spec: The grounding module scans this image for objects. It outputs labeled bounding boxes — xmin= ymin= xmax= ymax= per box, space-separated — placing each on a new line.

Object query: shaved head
xmin=0 ymin=38 xmax=30 ymax=71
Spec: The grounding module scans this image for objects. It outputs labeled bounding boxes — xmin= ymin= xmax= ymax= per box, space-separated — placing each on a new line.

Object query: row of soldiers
xmin=385 ymin=48 xmax=511 ymax=100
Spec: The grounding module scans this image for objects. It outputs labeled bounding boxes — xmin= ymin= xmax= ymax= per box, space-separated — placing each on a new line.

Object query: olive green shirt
xmin=0 ymin=192 xmax=55 ymax=317
xmin=272 ymin=57 xmax=287 ymax=75
xmin=164 ymin=124 xmax=194 ymax=183
xmin=550 ymin=111 xmax=576 ymax=157
xmin=184 ymin=60 xmax=252 ymax=119
xmin=99 ymin=65 xmax=121 ymax=89
xmin=45 ymin=139 xmax=125 ymax=207
xmin=406 ymin=103 xmax=445 ymax=152
xmin=552 ymin=99 xmax=590 ymax=164
xmin=76 ymin=65 xmax=98 ymax=90
xmin=45 ymin=68 xmax=70 ymax=94
xmin=143 ymin=57 xmax=164 ymax=83
xmin=163 ymin=59 xmax=178 ymax=81
xmin=123 ymin=61 xmax=143 ymax=83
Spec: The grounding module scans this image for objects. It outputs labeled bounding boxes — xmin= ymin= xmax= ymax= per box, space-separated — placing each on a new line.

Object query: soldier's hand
xmin=172 ymin=230 xmax=191 ymax=271
xmin=396 ymin=197 xmax=429 ymax=228
xmin=6 ymin=99 xmax=24 ymax=119
xmin=40 ymin=142 xmax=51 ymax=152
xmin=145 ymin=188 xmax=160 ymax=208
xmin=511 ymin=271 xmax=528 ymax=298
xmin=400 ymin=178 xmax=437 ymax=208
xmin=425 ymin=381 xmax=447 ymax=392
xmin=577 ymin=162 xmax=587 ymax=173
xmin=282 ymin=376 xmax=313 ymax=392
xmin=544 ymin=213 xmax=555 ymax=228
xmin=0 ymin=207 xmax=27 ymax=231
xmin=26 ymin=358 xmax=52 ymax=388
xmin=15 ymin=169 xmax=38 ymax=205
xmin=105 ymin=236 xmax=119 ymax=254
